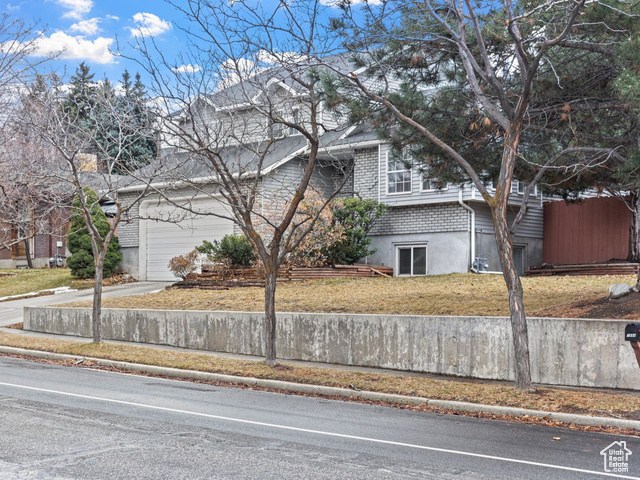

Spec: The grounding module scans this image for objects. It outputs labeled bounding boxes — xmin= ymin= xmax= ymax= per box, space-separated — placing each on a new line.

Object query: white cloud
xmin=218 ymin=50 xmax=307 ymax=86
xmin=173 ymin=64 xmax=201 ymax=73
xmin=56 ymin=0 xmax=93 ymax=20
xmin=6 ymin=2 xmax=23 ymax=11
xmin=105 ymin=14 xmax=119 ymax=21
xmin=128 ymin=12 xmax=172 ymax=37
xmin=31 ymin=31 xmax=114 ymax=64
xmin=69 ymin=17 xmax=101 ymax=36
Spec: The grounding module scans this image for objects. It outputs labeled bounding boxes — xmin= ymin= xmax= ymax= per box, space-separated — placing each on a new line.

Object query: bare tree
xmin=0 ymin=120 xmax=69 ymax=267
xmin=324 ymin=0 xmax=638 ymax=389
xmin=0 ymin=17 xmax=58 ymax=265
xmin=129 ymin=0 xmax=352 ymax=365
xmin=21 ymin=76 xmax=167 ymax=342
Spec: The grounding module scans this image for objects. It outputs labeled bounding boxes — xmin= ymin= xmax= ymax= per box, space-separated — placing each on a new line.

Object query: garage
xmin=141 ymin=197 xmax=234 ymax=281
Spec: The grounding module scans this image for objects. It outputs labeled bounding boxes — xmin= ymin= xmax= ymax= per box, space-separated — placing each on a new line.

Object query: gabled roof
xmin=116 ymin=121 xmax=382 ymax=193
xmin=202 ymin=53 xmax=353 ymax=111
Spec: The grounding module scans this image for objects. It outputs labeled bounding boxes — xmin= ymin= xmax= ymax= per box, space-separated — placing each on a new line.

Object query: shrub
xmin=168 ymin=250 xmax=199 ymax=279
xmin=67 ymin=187 xmax=122 ymax=279
xmin=288 ymin=195 xmax=345 ymax=267
xmin=196 ymin=235 xmax=256 ymax=267
xmin=326 ymin=198 xmax=387 ymax=265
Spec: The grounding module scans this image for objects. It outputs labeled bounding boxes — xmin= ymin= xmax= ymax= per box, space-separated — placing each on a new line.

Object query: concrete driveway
xmin=0 ymin=282 xmax=172 ymax=327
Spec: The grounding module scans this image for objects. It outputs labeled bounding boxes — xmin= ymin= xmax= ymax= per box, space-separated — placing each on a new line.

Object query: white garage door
xmin=144 ymin=198 xmax=234 ymax=281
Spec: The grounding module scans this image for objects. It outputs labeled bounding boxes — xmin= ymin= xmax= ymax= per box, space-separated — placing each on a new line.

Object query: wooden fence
xmin=175 ymin=264 xmax=394 ymax=289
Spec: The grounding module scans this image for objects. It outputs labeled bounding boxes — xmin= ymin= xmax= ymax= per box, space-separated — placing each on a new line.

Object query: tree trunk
xmin=628 ymin=191 xmax=640 ymax=288
xmin=92 ymin=251 xmax=105 ymax=343
xmin=264 ymin=266 xmax=278 ymax=366
xmin=492 ymin=202 xmax=533 ymax=391
xmin=23 ymin=238 xmax=33 ymax=269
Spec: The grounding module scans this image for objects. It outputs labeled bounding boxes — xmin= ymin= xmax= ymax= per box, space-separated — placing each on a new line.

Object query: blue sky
xmin=3 ymin=0 xmax=187 ymax=82
xmin=3 ymin=0 xmax=363 ymax=89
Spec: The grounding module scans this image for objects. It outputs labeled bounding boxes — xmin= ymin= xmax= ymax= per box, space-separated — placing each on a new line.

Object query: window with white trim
xmin=268 ymin=119 xmax=284 ymax=139
xmin=288 ymin=109 xmax=300 ymax=136
xmin=517 ymin=181 xmax=537 ymax=196
xmin=387 ymin=152 xmax=412 ymax=194
xmin=397 ymin=245 xmax=427 ymax=275
xmin=421 ymin=174 xmax=448 ymax=192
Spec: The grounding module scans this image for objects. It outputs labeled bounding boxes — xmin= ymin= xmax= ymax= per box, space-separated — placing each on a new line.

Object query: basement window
xmin=397 ymin=245 xmax=427 ymax=276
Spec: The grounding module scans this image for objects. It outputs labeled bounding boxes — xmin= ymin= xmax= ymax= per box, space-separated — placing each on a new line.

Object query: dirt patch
xmin=534 ymin=292 xmax=640 ymax=319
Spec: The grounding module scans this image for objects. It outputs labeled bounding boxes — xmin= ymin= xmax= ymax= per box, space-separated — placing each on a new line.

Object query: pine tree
xmin=62 ymin=62 xmax=96 ymax=124
xmin=92 ymin=70 xmax=157 ymax=174
xmin=121 ymin=69 xmax=132 ymax=98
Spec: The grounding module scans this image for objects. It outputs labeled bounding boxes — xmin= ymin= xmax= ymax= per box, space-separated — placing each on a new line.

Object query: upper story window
xmin=269 ymin=120 xmax=284 ymax=139
xmin=421 ymin=174 xmax=448 ymax=192
xmin=483 ymin=179 xmax=495 ymax=192
xmin=289 ymin=109 xmax=300 ymax=136
xmin=516 ymin=181 xmax=537 ymax=196
xmin=387 ymin=152 xmax=412 ymax=194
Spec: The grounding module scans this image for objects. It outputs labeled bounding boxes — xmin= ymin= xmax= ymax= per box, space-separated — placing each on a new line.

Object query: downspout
xmin=458 ymin=187 xmax=475 ymax=272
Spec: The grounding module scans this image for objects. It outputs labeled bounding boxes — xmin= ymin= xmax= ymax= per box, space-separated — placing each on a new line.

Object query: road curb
xmin=1 ymin=344 xmax=639 ymax=431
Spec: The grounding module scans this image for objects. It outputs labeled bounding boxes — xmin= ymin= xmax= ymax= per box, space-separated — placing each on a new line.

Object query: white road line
xmin=0 ymin=380 xmax=637 ymax=479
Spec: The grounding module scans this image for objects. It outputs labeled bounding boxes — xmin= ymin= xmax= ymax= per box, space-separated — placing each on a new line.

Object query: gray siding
xmin=473 ymin=202 xmax=543 ymax=239
xmin=377 ymin=143 xmax=545 ymax=210
xmin=378 ymin=143 xmax=462 ymax=206
xmin=116 ymin=192 xmax=141 ymax=248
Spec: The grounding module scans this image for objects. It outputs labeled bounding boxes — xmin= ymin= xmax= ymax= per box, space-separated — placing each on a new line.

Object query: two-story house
xmin=116 ymin=58 xmax=544 ymax=281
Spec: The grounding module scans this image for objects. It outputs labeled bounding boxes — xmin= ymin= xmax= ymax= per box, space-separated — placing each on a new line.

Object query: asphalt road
xmin=0 ymin=356 xmax=639 ymax=479
xmin=0 ymin=282 xmax=171 ymax=327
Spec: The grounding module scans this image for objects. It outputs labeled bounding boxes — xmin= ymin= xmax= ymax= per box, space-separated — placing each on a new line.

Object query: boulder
xmin=610 ymin=283 xmax=632 ymax=299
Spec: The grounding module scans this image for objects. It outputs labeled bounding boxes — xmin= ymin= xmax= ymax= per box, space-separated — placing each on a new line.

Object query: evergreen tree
xmin=121 ymin=69 xmax=132 ymax=97
xmin=67 ymin=187 xmax=122 ymax=279
xmin=62 ymin=62 xmax=97 ymax=125
xmin=327 ymin=198 xmax=387 ymax=265
xmin=92 ymin=70 xmax=157 ymax=174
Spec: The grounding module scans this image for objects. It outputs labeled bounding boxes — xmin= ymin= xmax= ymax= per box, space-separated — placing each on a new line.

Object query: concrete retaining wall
xmin=23 ymin=307 xmax=640 ymax=390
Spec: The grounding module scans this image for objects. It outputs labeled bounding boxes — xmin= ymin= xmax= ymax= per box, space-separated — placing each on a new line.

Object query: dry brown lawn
xmin=66 ymin=273 xmax=637 ymax=317
xmin=0 ymin=331 xmax=638 ymax=420
xmin=0 ymin=268 xmax=134 ymax=300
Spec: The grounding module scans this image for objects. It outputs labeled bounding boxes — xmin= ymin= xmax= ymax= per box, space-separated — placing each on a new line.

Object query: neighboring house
xmin=0 ymin=155 xmax=120 ymax=270
xmin=0 ymin=208 xmax=69 ymax=269
xmin=115 ymin=57 xmax=544 ymax=281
